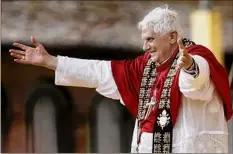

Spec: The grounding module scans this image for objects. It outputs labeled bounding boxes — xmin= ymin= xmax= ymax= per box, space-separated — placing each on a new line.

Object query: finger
xmin=178 ymin=62 xmax=185 ymax=69
xmin=14 ymin=59 xmax=28 ymax=64
xmin=13 ymin=42 xmax=31 ymax=50
xmin=10 ymin=53 xmax=24 ymax=59
xmin=9 ymin=49 xmax=25 ymax=55
xmin=31 ymin=36 xmax=41 ymax=47
xmin=176 ymin=59 xmax=184 ymax=69
xmin=179 ymin=62 xmax=185 ymax=67
xmin=178 ymin=38 xmax=185 ymax=50
xmin=176 ymin=64 xmax=182 ymax=70
xmin=177 ymin=38 xmax=188 ymax=55
xmin=180 ymin=56 xmax=187 ymax=62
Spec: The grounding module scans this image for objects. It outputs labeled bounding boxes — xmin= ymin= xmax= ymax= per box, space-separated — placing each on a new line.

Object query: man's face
xmin=141 ymin=29 xmax=176 ymax=62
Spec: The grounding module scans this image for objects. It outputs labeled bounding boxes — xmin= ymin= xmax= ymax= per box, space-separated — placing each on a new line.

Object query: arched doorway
xmin=89 ymin=93 xmax=134 ymax=153
xmin=25 ymin=83 xmax=74 ymax=153
xmin=1 ymin=84 xmax=11 ymax=152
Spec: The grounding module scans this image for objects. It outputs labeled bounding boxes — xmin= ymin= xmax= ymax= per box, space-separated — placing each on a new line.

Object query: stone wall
xmin=2 ymin=1 xmax=233 ymax=49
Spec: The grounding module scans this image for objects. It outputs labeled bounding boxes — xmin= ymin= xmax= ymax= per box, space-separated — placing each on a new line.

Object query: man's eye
xmin=147 ymin=38 xmax=154 ymax=41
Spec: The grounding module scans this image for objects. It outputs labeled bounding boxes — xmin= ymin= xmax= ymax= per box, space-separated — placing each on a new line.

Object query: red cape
xmin=111 ymin=45 xmax=233 ymax=126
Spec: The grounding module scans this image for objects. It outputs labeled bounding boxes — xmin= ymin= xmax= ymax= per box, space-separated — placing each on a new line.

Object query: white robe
xmin=55 ymin=55 xmax=229 ymax=153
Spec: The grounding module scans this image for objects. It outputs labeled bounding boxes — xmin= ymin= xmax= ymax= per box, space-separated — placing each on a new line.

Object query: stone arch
xmin=89 ymin=93 xmax=134 ymax=153
xmin=1 ymin=84 xmax=12 ymax=152
xmin=25 ymin=83 xmax=74 ymax=153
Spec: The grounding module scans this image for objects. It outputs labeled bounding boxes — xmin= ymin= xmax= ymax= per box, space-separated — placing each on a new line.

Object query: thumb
xmin=31 ymin=36 xmax=41 ymax=47
xmin=178 ymin=38 xmax=188 ymax=55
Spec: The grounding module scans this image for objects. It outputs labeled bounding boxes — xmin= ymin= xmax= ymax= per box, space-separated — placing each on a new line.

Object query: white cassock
xmin=55 ymin=55 xmax=229 ymax=153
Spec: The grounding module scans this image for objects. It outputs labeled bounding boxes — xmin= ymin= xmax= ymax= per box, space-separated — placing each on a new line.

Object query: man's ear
xmin=170 ymin=31 xmax=178 ymax=44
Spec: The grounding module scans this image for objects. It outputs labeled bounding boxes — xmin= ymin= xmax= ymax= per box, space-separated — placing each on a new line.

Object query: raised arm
xmin=176 ymin=39 xmax=213 ymax=101
xmin=55 ymin=56 xmax=121 ymax=100
xmin=178 ymin=55 xmax=214 ymax=101
xmin=9 ymin=36 xmax=121 ymax=100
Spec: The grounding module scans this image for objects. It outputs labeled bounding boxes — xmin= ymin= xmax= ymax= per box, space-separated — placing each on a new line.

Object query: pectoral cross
xmin=144 ymin=96 xmax=156 ymax=119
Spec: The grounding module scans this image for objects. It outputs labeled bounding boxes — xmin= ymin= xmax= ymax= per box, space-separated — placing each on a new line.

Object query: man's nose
xmin=143 ymin=44 xmax=149 ymax=51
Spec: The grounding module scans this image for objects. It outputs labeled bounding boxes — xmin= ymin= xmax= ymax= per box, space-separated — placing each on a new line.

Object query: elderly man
xmin=9 ymin=5 xmax=232 ymax=153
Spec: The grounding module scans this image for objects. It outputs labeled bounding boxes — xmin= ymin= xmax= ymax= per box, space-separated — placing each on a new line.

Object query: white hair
xmin=138 ymin=5 xmax=182 ymax=37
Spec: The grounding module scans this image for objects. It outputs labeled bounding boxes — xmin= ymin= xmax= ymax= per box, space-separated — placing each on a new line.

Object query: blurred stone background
xmin=2 ymin=0 xmax=233 ymax=49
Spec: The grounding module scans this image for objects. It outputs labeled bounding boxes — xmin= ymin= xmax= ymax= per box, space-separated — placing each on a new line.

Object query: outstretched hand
xmin=9 ymin=36 xmax=50 ymax=67
xmin=177 ymin=38 xmax=193 ymax=70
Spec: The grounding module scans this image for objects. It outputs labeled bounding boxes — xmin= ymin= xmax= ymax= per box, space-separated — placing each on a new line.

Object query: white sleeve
xmin=178 ymin=55 xmax=214 ymax=101
xmin=55 ymin=56 xmax=122 ymax=100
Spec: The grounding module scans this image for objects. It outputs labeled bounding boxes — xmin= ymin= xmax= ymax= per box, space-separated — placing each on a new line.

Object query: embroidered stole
xmin=152 ymin=57 xmax=178 ymax=153
xmin=136 ymin=38 xmax=195 ymax=153
xmin=136 ymin=54 xmax=178 ymax=153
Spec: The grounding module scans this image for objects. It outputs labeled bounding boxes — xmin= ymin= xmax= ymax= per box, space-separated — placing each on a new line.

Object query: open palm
xmin=9 ymin=36 xmax=50 ymax=67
